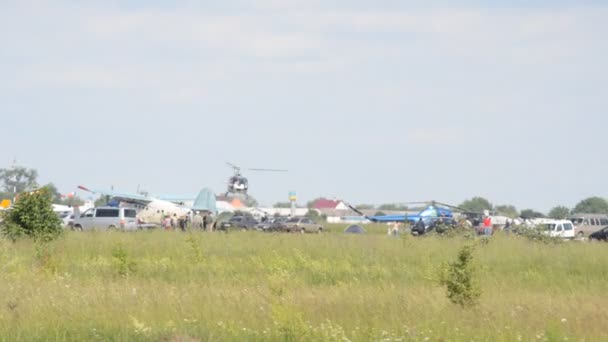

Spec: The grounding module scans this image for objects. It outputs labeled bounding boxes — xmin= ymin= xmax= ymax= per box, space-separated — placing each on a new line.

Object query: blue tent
xmin=344 ymin=224 xmax=366 ymax=234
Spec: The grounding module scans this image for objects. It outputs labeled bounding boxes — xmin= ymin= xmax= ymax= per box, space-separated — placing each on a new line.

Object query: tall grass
xmin=0 ymin=229 xmax=606 ymax=341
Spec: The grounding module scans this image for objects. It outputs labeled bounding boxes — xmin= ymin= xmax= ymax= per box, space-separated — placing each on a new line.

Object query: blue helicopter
xmin=346 ymin=201 xmax=479 ymax=235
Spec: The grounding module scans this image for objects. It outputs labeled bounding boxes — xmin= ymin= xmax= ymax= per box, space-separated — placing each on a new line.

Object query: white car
xmin=539 ymin=220 xmax=576 ymax=239
xmin=73 ymin=207 xmax=139 ymax=231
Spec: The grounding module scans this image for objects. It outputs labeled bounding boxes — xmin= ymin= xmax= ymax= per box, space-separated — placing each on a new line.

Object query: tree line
xmin=290 ymin=196 xmax=608 ymax=219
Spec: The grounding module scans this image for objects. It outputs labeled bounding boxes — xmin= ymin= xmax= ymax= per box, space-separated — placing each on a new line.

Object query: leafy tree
xmin=378 ymin=203 xmax=408 ymax=211
xmin=95 ymin=196 xmax=109 ymax=207
xmin=63 ymin=196 xmax=85 ymax=207
xmin=355 ymin=204 xmax=375 ymax=210
xmin=572 ymin=197 xmax=608 ymax=214
xmin=39 ymin=183 xmax=85 ymax=206
xmin=520 ymin=209 xmax=545 ymax=219
xmin=548 ymin=206 xmax=570 ymax=219
xmin=244 ymin=196 xmax=258 ymax=208
xmin=305 ymin=209 xmax=321 ymax=221
xmin=42 ymin=183 xmax=63 ymax=203
xmin=459 ymin=197 xmax=493 ymax=213
xmin=1 ymin=188 xmax=62 ymax=242
xmin=273 ymin=202 xmax=292 ymax=208
xmin=495 ymin=205 xmax=519 ymax=218
xmin=0 ymin=166 xmax=38 ymax=193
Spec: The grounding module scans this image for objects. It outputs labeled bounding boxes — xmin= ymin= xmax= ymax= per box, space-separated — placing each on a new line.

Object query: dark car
xmin=219 ymin=215 xmax=258 ymax=231
xmin=589 ymin=226 xmax=608 ymax=241
xmin=256 ymin=217 xmax=288 ymax=232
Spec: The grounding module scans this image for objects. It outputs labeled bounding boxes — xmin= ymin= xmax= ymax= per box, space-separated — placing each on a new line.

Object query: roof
xmin=313 ymin=199 xmax=343 ymax=209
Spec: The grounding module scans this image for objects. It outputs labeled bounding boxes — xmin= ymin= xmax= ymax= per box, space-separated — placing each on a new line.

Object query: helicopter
xmin=345 ymin=200 xmax=484 ymax=235
xmin=225 ymin=162 xmax=287 ymax=197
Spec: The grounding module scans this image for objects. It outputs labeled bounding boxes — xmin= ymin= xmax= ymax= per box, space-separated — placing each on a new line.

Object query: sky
xmin=1 ymin=0 xmax=607 ymax=211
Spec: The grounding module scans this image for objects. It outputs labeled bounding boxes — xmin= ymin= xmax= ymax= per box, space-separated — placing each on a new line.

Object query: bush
xmin=112 ymin=244 xmax=137 ymax=277
xmin=439 ymin=244 xmax=480 ymax=308
xmin=515 ymin=225 xmax=563 ymax=244
xmin=1 ymin=188 xmax=62 ymax=242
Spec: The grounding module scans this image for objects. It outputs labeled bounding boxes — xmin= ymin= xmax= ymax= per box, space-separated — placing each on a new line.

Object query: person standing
xmin=203 ymin=213 xmax=209 ymax=231
xmin=193 ymin=211 xmax=203 ymax=230
xmin=163 ymin=215 xmax=171 ymax=231
xmin=483 ymin=216 xmax=492 ymax=236
xmin=170 ymin=214 xmax=177 ymax=231
xmin=392 ymin=222 xmax=400 ymax=237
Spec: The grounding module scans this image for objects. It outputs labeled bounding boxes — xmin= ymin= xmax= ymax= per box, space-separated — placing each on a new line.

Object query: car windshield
xmin=569 ymin=218 xmax=584 ymax=225
xmin=287 ymin=218 xmax=299 ymax=223
xmin=57 ymin=212 xmax=70 ymax=219
xmin=230 ymin=217 xmax=242 ymax=222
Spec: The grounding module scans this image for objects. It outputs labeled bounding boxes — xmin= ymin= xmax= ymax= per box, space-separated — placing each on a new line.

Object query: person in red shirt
xmin=483 ymin=216 xmax=492 ymax=236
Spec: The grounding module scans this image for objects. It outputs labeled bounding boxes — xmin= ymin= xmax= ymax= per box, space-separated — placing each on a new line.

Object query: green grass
xmin=0 ymin=228 xmax=607 ymax=341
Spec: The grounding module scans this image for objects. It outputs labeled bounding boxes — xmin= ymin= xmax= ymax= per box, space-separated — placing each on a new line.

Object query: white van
xmin=539 ymin=220 xmax=576 ymax=239
xmin=73 ymin=207 xmax=138 ymax=231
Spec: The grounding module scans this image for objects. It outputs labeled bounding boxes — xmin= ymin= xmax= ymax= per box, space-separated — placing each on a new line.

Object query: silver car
xmin=568 ymin=214 xmax=608 ymax=238
xmin=282 ymin=217 xmax=324 ymax=233
xmin=73 ymin=207 xmax=138 ymax=231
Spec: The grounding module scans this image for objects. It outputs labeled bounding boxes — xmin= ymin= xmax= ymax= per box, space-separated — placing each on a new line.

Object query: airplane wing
xmin=77 ymin=186 xmax=153 ymax=206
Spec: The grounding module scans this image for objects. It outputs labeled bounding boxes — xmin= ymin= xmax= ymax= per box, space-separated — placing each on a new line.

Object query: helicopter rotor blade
xmin=248 ymin=168 xmax=288 ymax=172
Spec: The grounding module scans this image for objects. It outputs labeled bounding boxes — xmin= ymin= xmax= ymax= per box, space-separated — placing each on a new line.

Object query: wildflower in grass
xmin=130 ymin=316 xmax=151 ymax=335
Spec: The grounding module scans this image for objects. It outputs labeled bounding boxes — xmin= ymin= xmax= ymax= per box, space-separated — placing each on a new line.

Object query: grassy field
xmin=0 ymin=225 xmax=607 ymax=341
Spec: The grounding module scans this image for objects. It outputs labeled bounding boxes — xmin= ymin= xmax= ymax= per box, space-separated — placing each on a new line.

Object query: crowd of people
xmin=161 ymin=211 xmax=213 ymax=231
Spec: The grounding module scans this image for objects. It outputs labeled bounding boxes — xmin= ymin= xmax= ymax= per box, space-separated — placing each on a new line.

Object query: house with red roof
xmin=312 ymin=198 xmax=349 ymax=211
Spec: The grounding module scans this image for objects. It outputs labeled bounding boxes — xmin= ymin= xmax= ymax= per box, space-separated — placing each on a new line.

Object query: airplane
xmin=77 ymin=186 xmax=218 ymax=224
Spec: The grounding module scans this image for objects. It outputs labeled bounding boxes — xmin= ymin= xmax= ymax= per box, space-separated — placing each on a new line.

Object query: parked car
xmin=539 ymin=220 xmax=576 ymax=239
xmin=567 ymin=214 xmax=608 ymax=238
xmin=279 ymin=217 xmax=323 ymax=233
xmin=72 ymin=207 xmax=138 ymax=231
xmin=55 ymin=210 xmax=75 ymax=227
xmin=257 ymin=217 xmax=288 ymax=232
xmin=589 ymin=226 xmax=608 ymax=241
xmin=219 ymin=215 xmax=258 ymax=231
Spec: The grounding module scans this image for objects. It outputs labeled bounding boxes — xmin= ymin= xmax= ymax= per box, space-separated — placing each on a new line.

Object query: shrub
xmin=112 ymin=244 xmax=137 ymax=277
xmin=515 ymin=225 xmax=563 ymax=244
xmin=439 ymin=244 xmax=480 ymax=308
xmin=1 ymin=188 xmax=62 ymax=242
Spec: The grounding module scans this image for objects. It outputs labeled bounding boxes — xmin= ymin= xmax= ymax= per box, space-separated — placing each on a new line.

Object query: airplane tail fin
xmin=191 ymin=188 xmax=217 ymax=213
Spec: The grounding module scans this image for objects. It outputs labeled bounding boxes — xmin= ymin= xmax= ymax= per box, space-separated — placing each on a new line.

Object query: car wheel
xmin=317 ymin=227 xmax=323 ymax=233
xmin=108 ymin=225 xmax=118 ymax=232
xmin=73 ymin=224 xmax=83 ymax=231
xmin=577 ymin=231 xmax=584 ymax=239
xmin=300 ymin=227 xmax=305 ymax=234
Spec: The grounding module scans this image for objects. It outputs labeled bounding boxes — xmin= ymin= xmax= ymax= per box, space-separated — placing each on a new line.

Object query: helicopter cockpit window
xmin=420 ymin=208 xmax=438 ymax=217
